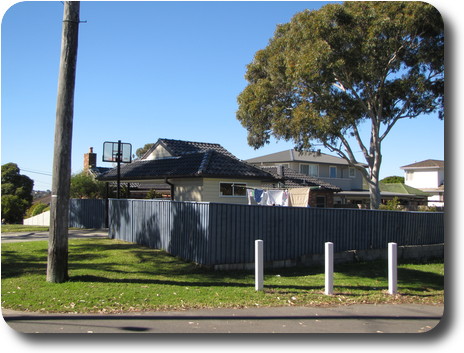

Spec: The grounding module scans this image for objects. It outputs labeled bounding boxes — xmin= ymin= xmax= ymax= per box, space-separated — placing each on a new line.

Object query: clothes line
xmin=247 ymin=188 xmax=289 ymax=206
xmin=247 ymin=187 xmax=319 ymax=207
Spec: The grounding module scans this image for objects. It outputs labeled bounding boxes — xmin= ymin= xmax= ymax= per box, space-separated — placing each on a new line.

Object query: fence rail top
xmin=108 ymin=198 xmax=445 ymax=215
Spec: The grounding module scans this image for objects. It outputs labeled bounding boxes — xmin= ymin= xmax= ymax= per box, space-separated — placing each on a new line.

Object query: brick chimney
xmin=84 ymin=147 xmax=97 ymax=172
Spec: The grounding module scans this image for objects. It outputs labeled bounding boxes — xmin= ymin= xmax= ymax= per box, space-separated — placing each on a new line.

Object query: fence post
xmin=325 ymin=242 xmax=334 ymax=295
xmin=388 ymin=242 xmax=398 ymax=295
xmin=255 ymin=240 xmax=264 ymax=291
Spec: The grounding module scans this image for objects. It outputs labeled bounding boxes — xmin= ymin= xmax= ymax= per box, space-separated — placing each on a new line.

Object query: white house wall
xmin=405 ymin=169 xmax=442 ymax=189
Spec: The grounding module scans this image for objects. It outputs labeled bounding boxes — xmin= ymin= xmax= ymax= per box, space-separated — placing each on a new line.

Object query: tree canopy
xmin=135 ymin=143 xmax=155 ymax=159
xmin=1 ymin=163 xmax=34 ymax=223
xmin=381 ymin=176 xmax=405 ymax=184
xmin=236 ymin=1 xmax=444 ymax=208
xmin=70 ymin=172 xmax=107 ymax=199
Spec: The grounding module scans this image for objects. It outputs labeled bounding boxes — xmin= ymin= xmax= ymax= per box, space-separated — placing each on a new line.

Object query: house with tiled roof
xmin=258 ymin=165 xmax=341 ymax=208
xmin=401 ymin=159 xmax=444 ymax=207
xmin=98 ymin=138 xmax=342 ymax=205
xmin=246 ymin=149 xmax=366 ymax=192
xmin=245 ymin=149 xmax=435 ymax=209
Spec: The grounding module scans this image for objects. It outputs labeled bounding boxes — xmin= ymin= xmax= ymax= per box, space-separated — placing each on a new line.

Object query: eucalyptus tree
xmin=237 ymin=2 xmax=444 ymax=209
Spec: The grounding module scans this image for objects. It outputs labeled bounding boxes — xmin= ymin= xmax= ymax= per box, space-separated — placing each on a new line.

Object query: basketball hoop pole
xmin=117 ymin=140 xmax=121 ymax=199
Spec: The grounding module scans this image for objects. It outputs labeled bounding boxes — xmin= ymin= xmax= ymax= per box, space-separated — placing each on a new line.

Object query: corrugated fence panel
xmin=108 ymin=199 xmax=444 ymax=266
xmin=69 ymin=199 xmax=107 ymax=229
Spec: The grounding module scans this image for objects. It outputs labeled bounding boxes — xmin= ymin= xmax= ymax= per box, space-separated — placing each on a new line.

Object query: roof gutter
xmin=164 ymin=178 xmax=175 ymax=201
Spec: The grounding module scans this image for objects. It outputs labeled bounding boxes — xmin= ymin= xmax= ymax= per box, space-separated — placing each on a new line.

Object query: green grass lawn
xmin=1 ymin=224 xmax=50 ymax=233
xmin=1 ymin=238 xmax=444 ymax=313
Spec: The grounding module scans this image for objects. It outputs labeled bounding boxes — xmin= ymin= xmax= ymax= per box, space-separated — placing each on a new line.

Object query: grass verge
xmin=1 ymin=224 xmax=50 ymax=233
xmin=1 ymin=238 xmax=444 ymax=313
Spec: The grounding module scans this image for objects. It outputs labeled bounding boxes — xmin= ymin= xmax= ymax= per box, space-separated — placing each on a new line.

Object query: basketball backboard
xmin=103 ymin=141 xmax=132 ymax=163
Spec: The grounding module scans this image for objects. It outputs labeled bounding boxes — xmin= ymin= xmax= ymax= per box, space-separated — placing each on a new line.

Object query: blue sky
xmin=1 ymin=0 xmax=446 ymax=191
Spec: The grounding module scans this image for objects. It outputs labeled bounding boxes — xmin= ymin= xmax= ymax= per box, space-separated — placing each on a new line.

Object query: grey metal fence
xmin=108 ymin=199 xmax=444 ymax=266
xmin=69 ymin=199 xmax=107 ymax=229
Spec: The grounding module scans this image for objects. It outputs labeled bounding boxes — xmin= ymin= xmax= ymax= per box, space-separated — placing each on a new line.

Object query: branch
xmin=352 ymin=124 xmax=370 ymax=161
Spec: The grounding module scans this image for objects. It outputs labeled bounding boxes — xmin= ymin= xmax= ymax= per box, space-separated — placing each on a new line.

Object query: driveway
xmin=1 ymin=229 xmax=108 ymax=243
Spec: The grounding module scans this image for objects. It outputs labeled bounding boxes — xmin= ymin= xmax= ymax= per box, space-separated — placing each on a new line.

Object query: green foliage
xmin=145 ymin=189 xmax=163 ymax=199
xmin=236 ymin=2 xmax=443 ymax=209
xmin=379 ymin=197 xmax=401 ymax=211
xmin=70 ymin=172 xmax=107 ymax=199
xmin=418 ymin=205 xmax=438 ymax=212
xmin=381 ymin=176 xmax=405 ymax=184
xmin=1 ymin=163 xmax=34 ymax=223
xmin=26 ymin=202 xmax=50 ymax=218
xmin=135 ymin=143 xmax=155 ymax=159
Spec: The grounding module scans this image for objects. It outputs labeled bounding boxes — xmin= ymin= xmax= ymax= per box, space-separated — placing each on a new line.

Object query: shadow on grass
xmin=3 ymin=239 xmax=444 ymax=296
xmin=1 ymin=249 xmax=48 ymax=279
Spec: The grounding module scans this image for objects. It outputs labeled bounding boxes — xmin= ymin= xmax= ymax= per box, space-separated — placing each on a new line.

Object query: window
xmin=300 ymin=164 xmax=318 ymax=177
xmin=329 ymin=166 xmax=337 ymax=178
xmin=316 ymin=196 xmax=326 ymax=208
xmin=405 ymin=171 xmax=413 ymax=181
xmin=220 ymin=182 xmax=246 ymax=197
xmin=349 ymin=167 xmax=356 ymax=178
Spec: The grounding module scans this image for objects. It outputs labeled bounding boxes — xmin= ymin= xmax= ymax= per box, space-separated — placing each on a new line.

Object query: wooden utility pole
xmin=47 ymin=1 xmax=80 ymax=283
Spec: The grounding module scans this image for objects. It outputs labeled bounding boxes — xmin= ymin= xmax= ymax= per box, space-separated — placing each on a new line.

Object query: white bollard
xmin=325 ymin=242 xmax=334 ymax=295
xmin=255 ymin=240 xmax=264 ymax=291
xmin=388 ymin=242 xmax=398 ymax=295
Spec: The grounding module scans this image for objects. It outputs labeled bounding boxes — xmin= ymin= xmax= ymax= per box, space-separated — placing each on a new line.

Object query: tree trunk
xmin=367 ymin=146 xmax=382 ymax=210
xmin=47 ymin=2 xmax=80 ymax=283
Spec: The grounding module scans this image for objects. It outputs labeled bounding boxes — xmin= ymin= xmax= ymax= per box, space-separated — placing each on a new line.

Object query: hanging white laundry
xmin=247 ymin=188 xmax=289 ymax=206
xmin=266 ymin=190 xmax=289 ymax=206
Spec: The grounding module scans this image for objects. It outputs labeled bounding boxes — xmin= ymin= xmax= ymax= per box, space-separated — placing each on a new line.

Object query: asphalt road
xmin=1 ymin=229 xmax=108 ymax=243
xmin=2 ymin=304 xmax=444 ymax=334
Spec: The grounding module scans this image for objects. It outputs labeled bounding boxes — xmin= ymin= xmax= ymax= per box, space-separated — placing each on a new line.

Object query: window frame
xmin=299 ymin=163 xmax=319 ymax=177
xmin=329 ymin=166 xmax=337 ymax=178
xmin=219 ymin=182 xmax=247 ymax=198
xmin=349 ymin=167 xmax=356 ymax=178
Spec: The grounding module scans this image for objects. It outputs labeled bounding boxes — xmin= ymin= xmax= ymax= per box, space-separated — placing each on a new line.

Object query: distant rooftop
xmin=246 ymin=149 xmax=367 ymax=168
xmin=400 ymin=159 xmax=444 ymax=169
xmin=259 ymin=165 xmax=341 ymax=191
xmin=142 ymin=138 xmax=236 ymax=160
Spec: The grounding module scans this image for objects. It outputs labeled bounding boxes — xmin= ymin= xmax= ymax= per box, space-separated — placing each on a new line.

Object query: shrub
xmin=26 ymin=203 xmax=50 ymax=218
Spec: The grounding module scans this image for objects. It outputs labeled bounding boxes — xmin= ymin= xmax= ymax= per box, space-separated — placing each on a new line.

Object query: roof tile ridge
xmin=197 ymin=150 xmax=214 ymax=175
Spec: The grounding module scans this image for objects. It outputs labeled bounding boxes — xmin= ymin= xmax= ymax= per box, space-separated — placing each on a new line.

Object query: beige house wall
xmin=145 ymin=144 xmax=172 ymax=160
xmin=250 ymin=160 xmax=364 ymax=190
xmin=173 ymin=178 xmax=204 ymax=202
xmin=202 ymin=178 xmax=264 ymax=204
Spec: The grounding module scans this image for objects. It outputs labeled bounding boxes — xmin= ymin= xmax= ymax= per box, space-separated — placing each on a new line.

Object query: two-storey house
xmin=246 ymin=149 xmax=366 ymax=205
xmin=400 ymin=159 xmax=444 ymax=208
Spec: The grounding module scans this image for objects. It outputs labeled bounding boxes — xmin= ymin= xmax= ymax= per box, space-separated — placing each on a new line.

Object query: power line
xmin=21 ymin=169 xmax=53 ymax=176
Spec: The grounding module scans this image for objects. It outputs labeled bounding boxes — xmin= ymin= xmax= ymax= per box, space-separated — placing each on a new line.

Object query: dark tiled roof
xmin=88 ymin=166 xmax=112 ymax=176
xmin=142 ymin=138 xmax=237 ymax=159
xmin=259 ymin=166 xmax=341 ymax=191
xmin=98 ymin=150 xmax=275 ymax=182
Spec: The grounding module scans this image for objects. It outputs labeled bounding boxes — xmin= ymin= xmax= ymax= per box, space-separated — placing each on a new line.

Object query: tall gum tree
xmin=236 ymin=2 xmax=444 ymax=209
